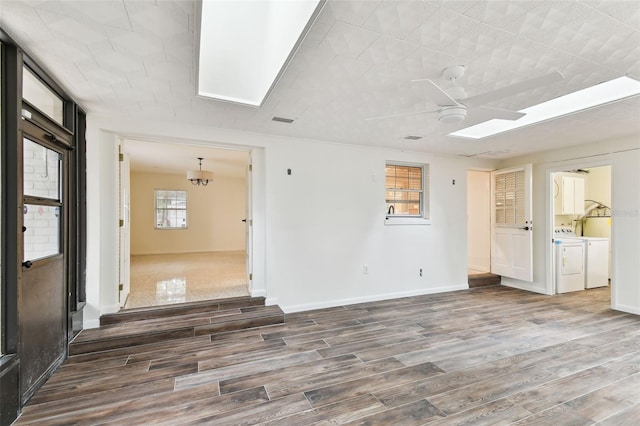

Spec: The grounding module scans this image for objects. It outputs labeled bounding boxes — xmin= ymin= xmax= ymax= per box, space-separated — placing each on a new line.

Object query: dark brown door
xmin=18 ymin=133 xmax=67 ymax=402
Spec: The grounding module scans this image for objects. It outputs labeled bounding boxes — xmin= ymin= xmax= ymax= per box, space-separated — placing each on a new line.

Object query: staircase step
xmin=100 ymin=296 xmax=266 ymax=326
xmin=468 ymin=273 xmax=501 ymax=288
xmin=70 ymin=303 xmax=284 ymax=356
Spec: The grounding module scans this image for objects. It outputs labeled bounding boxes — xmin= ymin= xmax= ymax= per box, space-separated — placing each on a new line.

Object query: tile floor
xmin=125 ymin=251 xmax=249 ymax=309
xmin=18 ymin=286 xmax=639 ymax=425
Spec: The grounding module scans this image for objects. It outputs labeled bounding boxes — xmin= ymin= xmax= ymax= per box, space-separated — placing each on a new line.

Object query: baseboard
xmin=281 ymin=284 xmax=469 ymax=314
xmin=83 ymin=304 xmax=121 ymax=330
xmin=500 ymin=278 xmax=548 ymax=295
xmin=251 ymin=289 xmax=267 ymax=298
xmin=612 ymin=303 xmax=640 ymax=315
xmin=102 ymin=303 xmax=121 ymax=315
xmin=265 ymin=297 xmax=278 ymax=306
xmin=83 ymin=318 xmax=100 ymax=329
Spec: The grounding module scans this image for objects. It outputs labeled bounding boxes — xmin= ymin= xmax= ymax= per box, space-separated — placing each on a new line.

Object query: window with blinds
xmin=494 ymin=170 xmax=525 ymax=225
xmin=385 ymin=163 xmax=429 ymax=218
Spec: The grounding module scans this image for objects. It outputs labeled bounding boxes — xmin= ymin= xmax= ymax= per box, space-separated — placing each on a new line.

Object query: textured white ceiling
xmin=1 ymin=0 xmax=639 ymax=159
xmin=123 ymin=138 xmax=249 ymax=178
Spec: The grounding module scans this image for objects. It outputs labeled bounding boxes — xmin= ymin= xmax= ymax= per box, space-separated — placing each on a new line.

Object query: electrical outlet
xmin=363 ymin=265 xmax=369 ymax=274
xmin=419 ymin=268 xmax=423 ymax=277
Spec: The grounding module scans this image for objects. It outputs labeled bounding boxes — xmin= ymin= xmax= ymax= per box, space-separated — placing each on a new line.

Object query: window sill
xmin=384 ymin=217 xmax=431 ymax=226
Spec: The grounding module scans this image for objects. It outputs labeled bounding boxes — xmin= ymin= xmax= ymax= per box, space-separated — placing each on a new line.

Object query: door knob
xmin=521 ymin=226 xmax=530 ymax=231
xmin=242 ymin=219 xmax=247 ymax=223
xmin=22 ymin=260 xmax=33 ymax=269
xmin=22 ymin=226 xmax=27 ymax=232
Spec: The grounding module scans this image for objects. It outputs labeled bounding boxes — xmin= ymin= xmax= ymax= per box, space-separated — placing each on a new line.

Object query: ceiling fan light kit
xmin=439 ymin=106 xmax=467 ymax=123
xmin=368 ymin=66 xmax=565 ymax=129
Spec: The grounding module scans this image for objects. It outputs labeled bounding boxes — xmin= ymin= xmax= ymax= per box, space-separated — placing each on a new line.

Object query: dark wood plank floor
xmin=15 ymin=286 xmax=640 ymax=425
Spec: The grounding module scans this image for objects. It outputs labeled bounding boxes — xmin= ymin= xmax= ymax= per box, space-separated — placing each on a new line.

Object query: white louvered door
xmin=491 ymin=165 xmax=533 ymax=282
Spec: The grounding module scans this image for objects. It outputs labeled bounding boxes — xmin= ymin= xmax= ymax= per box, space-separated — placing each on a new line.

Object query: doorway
xmin=18 ymin=122 xmax=69 ymax=403
xmin=467 ymin=170 xmax=491 ymax=276
xmin=119 ymin=139 xmax=252 ymax=309
xmin=550 ymin=165 xmax=612 ymax=295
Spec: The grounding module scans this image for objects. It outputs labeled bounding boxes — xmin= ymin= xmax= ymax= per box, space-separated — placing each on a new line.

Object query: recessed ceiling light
xmin=449 ymin=76 xmax=640 ymax=139
xmin=197 ymin=0 xmax=323 ymax=107
xmin=272 ymin=116 xmax=295 ymax=124
xmin=404 ymin=135 xmax=423 ymax=140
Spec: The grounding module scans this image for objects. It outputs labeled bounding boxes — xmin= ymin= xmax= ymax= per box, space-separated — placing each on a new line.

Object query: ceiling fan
xmin=367 ymin=65 xmax=564 ymax=124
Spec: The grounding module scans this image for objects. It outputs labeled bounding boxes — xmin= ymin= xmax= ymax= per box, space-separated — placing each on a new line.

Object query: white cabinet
xmin=555 ymin=175 xmax=585 ymax=215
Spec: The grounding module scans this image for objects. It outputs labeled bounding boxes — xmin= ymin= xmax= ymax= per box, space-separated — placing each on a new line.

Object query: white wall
xmin=84 ymin=115 xmax=499 ymax=326
xmin=499 ymin=137 xmax=640 ymax=314
xmin=265 ymin=138 xmax=478 ymax=311
xmin=129 ymin=171 xmax=246 ymax=255
xmin=85 ymin=129 xmax=119 ymax=327
xmin=467 ymin=171 xmax=491 ymax=273
xmin=585 ymin=166 xmax=611 ymax=207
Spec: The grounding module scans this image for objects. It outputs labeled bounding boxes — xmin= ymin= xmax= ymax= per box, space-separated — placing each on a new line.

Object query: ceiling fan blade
xmin=464 ymin=71 xmax=564 ymax=107
xmin=419 ymin=79 xmax=460 ymax=107
xmin=365 ymin=109 xmax=438 ymax=121
xmin=477 ymin=105 xmax=526 ymax=121
xmin=465 ymin=106 xmax=520 ymax=124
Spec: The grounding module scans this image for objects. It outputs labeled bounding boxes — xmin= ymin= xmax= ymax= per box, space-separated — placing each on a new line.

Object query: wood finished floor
xmin=15 ymin=286 xmax=640 ymax=425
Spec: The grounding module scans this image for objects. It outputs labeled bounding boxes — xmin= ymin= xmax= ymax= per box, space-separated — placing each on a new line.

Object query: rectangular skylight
xmin=449 ymin=76 xmax=640 ymax=139
xmin=198 ymin=0 xmax=322 ymax=107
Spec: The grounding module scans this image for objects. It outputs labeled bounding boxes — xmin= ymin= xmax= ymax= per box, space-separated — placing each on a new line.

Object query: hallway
xmin=125 ymin=251 xmax=248 ymax=309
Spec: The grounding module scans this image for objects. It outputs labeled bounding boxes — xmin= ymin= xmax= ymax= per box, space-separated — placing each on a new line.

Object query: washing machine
xmin=554 ymin=233 xmax=586 ymax=293
xmin=582 ymin=237 xmax=609 ymax=288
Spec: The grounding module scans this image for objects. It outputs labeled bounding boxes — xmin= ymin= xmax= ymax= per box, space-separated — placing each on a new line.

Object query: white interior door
xmin=118 ymin=150 xmax=131 ymax=306
xmin=491 ymin=164 xmax=533 ymax=282
xmin=245 ymin=156 xmax=253 ymax=294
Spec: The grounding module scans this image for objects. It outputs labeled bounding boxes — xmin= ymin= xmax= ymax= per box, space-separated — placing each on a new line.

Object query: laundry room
xmin=553 ymin=165 xmax=611 ymax=293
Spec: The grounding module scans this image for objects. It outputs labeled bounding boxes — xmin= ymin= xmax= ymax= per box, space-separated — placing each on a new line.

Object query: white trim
xmin=252 ymin=289 xmax=267 ymax=298
xmin=545 ymin=158 xmax=614 ymax=298
xmin=384 ymin=217 xmax=431 ymax=226
xmin=101 ymin=303 xmax=120 ymax=315
xmin=612 ymin=303 xmax=640 ymax=315
xmin=83 ymin=319 xmax=100 ymax=330
xmin=500 ymin=278 xmax=547 ymax=295
xmin=280 ymin=285 xmax=468 ymax=314
xmin=265 ymin=297 xmax=279 ymax=306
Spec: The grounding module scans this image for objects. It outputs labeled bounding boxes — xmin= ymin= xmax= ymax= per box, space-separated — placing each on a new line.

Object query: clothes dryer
xmin=555 ymin=238 xmax=586 ymax=293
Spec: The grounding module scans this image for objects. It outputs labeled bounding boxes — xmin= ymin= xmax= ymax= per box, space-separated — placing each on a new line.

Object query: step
xmin=100 ymin=296 xmax=267 ymax=326
xmin=468 ymin=273 xmax=501 ymax=288
xmin=70 ymin=304 xmax=284 ymax=356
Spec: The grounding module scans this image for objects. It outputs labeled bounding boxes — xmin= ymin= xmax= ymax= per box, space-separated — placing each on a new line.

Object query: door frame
xmin=118 ymin=144 xmax=131 ymax=307
xmin=18 ymin=113 xmax=72 ymax=403
xmin=245 ymin=152 xmax=253 ymax=295
xmin=546 ymin=160 xmax=614 ymax=300
xmin=118 ymin=140 xmax=255 ymax=307
xmin=0 ymin=32 xmax=85 ymax=423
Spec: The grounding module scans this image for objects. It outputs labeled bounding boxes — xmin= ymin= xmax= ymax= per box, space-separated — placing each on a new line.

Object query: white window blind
xmin=494 ymin=170 xmax=525 ymax=225
xmin=385 ymin=163 xmax=429 ymax=219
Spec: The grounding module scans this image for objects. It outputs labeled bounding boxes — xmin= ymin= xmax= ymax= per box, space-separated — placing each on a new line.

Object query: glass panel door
xmin=18 ymin=135 xmax=66 ymax=402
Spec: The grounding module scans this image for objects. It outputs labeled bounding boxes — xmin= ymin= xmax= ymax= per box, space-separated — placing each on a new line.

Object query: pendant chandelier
xmin=187 ymin=157 xmax=214 ymax=186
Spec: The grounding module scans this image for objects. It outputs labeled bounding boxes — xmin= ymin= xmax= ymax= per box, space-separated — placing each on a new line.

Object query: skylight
xmin=198 ymin=0 xmax=322 ymax=107
xmin=449 ymin=76 xmax=640 ymax=139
